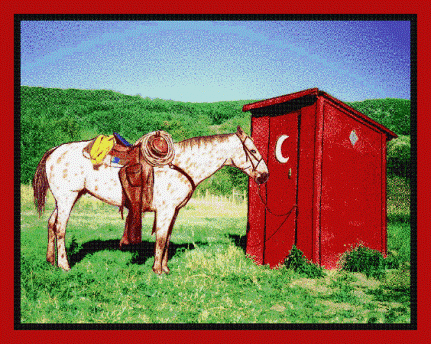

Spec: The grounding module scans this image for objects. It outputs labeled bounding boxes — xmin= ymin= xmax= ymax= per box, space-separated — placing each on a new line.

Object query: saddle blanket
xmin=89 ymin=135 xmax=115 ymax=165
xmin=83 ymin=135 xmax=125 ymax=167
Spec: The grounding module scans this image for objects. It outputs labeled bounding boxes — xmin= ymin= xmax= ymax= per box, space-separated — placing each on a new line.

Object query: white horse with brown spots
xmin=33 ymin=126 xmax=269 ymax=274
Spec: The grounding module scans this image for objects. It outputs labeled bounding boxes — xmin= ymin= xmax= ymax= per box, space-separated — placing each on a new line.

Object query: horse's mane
xmin=177 ymin=133 xmax=233 ymax=150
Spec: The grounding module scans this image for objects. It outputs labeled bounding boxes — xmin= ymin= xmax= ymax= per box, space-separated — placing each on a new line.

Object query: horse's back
xmin=45 ymin=141 xmax=90 ymax=172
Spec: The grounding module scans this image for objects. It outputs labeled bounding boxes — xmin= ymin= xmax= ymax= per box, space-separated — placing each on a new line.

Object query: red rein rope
xmin=256 ymin=184 xmax=297 ymax=217
xmin=246 ymin=184 xmax=297 ymax=247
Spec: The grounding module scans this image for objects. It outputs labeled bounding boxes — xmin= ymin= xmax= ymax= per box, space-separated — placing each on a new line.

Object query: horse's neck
xmin=174 ymin=134 xmax=236 ymax=185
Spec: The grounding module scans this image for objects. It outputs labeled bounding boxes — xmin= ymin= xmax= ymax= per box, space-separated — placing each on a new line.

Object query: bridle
xmin=235 ymin=132 xmax=264 ymax=173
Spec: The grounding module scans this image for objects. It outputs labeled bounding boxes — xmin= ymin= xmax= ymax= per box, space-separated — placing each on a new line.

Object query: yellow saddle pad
xmin=90 ymin=135 xmax=115 ymax=165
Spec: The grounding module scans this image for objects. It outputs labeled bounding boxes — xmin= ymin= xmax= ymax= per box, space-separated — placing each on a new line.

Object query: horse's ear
xmin=237 ymin=126 xmax=245 ymax=135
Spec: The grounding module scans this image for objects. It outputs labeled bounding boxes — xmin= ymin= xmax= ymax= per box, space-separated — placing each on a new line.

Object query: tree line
xmin=20 ymin=86 xmax=411 ymax=192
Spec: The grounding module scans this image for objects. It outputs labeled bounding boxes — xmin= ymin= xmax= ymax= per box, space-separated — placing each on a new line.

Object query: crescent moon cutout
xmin=275 ymin=135 xmax=289 ymax=163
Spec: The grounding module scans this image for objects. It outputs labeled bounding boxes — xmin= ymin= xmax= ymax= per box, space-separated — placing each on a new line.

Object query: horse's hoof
xmin=152 ymin=267 xmax=163 ymax=275
xmin=162 ymin=267 xmax=170 ymax=274
xmin=119 ymin=237 xmax=129 ymax=248
xmin=58 ymin=264 xmax=71 ymax=272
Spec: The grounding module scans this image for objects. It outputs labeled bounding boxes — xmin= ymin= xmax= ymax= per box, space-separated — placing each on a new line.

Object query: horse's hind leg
xmin=54 ymin=191 xmax=80 ymax=271
xmin=46 ymin=208 xmax=58 ymax=265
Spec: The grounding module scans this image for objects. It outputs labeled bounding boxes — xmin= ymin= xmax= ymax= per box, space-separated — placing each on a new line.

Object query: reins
xmin=246 ymin=184 xmax=298 ymax=248
xmin=236 ymin=132 xmax=298 ymax=247
xmin=256 ymin=183 xmax=297 ymax=218
xmin=169 ymin=163 xmax=196 ymax=191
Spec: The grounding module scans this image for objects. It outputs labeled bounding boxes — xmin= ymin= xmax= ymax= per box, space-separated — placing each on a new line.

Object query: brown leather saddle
xmin=114 ymin=137 xmax=152 ymax=247
xmin=83 ymin=132 xmax=171 ymax=247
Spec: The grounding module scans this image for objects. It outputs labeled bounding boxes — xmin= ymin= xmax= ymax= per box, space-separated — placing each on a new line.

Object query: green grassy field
xmin=19 ymin=182 xmax=411 ymax=324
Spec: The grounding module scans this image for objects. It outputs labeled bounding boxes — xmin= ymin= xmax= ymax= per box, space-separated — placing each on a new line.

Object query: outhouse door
xmin=248 ymin=112 xmax=300 ymax=267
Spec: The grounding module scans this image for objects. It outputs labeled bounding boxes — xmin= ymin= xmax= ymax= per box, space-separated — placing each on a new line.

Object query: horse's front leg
xmin=160 ymin=209 xmax=179 ymax=274
xmin=153 ymin=208 xmax=177 ymax=275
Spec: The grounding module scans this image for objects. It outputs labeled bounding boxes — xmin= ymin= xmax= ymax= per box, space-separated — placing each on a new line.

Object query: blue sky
xmin=20 ymin=20 xmax=411 ymax=103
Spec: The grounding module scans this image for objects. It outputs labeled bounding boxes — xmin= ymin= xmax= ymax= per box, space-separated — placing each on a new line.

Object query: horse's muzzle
xmin=256 ymin=172 xmax=269 ymax=184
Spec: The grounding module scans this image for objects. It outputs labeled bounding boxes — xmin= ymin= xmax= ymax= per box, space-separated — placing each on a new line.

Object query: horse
xmin=32 ymin=126 xmax=269 ymax=275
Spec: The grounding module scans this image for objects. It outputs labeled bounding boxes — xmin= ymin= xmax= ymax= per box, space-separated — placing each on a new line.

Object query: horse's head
xmin=232 ymin=126 xmax=269 ymax=185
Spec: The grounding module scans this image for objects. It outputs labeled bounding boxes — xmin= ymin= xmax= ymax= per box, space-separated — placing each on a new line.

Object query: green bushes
xmin=347 ymin=98 xmax=410 ymax=136
xmin=20 ymin=86 xmax=251 ymax=185
xmin=285 ymin=242 xmax=410 ymax=282
xmin=338 ymin=244 xmax=385 ymax=278
xmin=347 ymin=98 xmax=411 ymax=179
xmin=387 ymin=135 xmax=411 ymax=179
xmin=284 ymin=245 xmax=324 ymax=278
xmin=20 ymin=111 xmax=81 ymax=184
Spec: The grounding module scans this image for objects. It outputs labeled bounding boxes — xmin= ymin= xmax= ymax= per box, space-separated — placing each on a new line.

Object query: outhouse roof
xmin=242 ymin=88 xmax=398 ymax=140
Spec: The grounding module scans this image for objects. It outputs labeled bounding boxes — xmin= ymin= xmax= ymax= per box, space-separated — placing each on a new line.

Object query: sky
xmin=20 ymin=20 xmax=411 ymax=103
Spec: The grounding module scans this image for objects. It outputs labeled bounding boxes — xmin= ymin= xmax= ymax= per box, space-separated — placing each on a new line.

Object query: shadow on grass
xmin=367 ymin=286 xmax=411 ymax=304
xmin=227 ymin=234 xmax=247 ymax=252
xmin=68 ymin=239 xmax=196 ymax=268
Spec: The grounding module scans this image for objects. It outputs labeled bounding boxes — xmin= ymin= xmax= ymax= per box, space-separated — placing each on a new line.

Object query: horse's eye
xmin=251 ymin=149 xmax=256 ymax=154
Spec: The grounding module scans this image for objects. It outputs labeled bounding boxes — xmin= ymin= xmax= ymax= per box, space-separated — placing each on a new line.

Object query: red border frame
xmin=3 ymin=3 xmax=429 ymax=343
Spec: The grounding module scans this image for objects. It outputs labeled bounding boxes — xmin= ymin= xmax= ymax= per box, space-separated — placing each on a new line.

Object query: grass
xmin=19 ymin=182 xmax=411 ymax=324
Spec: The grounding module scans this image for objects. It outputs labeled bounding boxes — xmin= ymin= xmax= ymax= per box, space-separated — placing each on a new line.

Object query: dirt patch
xmin=350 ymin=272 xmax=381 ymax=289
xmin=290 ymin=278 xmax=331 ymax=294
xmin=321 ymin=300 xmax=352 ymax=311
xmin=352 ymin=289 xmax=373 ymax=303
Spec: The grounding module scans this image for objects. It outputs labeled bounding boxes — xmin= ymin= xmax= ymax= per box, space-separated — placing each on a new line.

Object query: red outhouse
xmin=243 ymin=88 xmax=397 ymax=269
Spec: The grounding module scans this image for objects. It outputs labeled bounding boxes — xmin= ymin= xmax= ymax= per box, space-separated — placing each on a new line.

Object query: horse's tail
xmin=32 ymin=147 xmax=56 ymax=217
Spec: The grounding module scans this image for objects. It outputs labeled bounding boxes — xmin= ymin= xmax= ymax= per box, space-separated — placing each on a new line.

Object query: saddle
xmin=83 ymin=131 xmax=174 ymax=247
